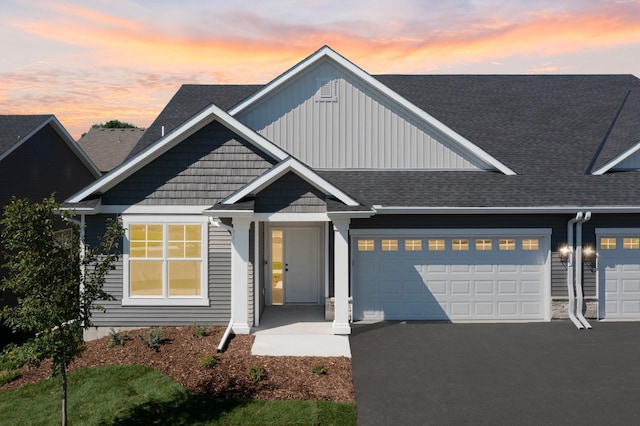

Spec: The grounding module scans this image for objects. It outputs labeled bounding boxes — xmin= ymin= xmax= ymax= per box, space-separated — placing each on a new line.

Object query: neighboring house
xmin=77 ymin=127 xmax=145 ymax=173
xmin=0 ymin=115 xmax=101 ymax=343
xmin=64 ymin=46 xmax=640 ymax=336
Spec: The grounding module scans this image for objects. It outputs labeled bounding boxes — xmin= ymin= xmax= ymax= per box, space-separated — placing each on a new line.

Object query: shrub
xmin=247 ymin=365 xmax=265 ymax=382
xmin=107 ymin=329 xmax=131 ymax=347
xmin=198 ymin=354 xmax=219 ymax=368
xmin=311 ymin=364 xmax=327 ymax=375
xmin=139 ymin=328 xmax=167 ymax=352
xmin=0 ymin=368 xmax=21 ymax=386
xmin=192 ymin=324 xmax=211 ymax=339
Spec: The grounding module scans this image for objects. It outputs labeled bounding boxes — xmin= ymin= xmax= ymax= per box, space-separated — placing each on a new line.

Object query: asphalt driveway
xmin=350 ymin=321 xmax=640 ymax=425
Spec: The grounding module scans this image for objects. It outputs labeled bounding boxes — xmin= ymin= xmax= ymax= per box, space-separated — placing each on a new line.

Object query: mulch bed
xmin=0 ymin=326 xmax=354 ymax=402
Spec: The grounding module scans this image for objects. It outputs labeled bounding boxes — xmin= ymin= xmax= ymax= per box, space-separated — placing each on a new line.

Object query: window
xmin=428 ymin=239 xmax=445 ymax=251
xmin=124 ymin=217 xmax=208 ymax=306
xmin=382 ymin=239 xmax=398 ymax=251
xmin=600 ymin=238 xmax=616 ymax=250
xmin=405 ymin=239 xmax=422 ymax=251
xmin=522 ymin=239 xmax=539 ymax=250
xmin=475 ymin=239 xmax=492 ymax=251
xmin=623 ymin=238 xmax=640 ymax=250
xmin=358 ymin=239 xmax=375 ymax=251
xmin=499 ymin=239 xmax=515 ymax=251
xmin=452 ymin=239 xmax=469 ymax=251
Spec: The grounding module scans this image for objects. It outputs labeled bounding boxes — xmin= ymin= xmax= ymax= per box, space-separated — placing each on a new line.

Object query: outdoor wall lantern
xmin=582 ymin=245 xmax=597 ymax=272
xmin=559 ymin=244 xmax=571 ymax=266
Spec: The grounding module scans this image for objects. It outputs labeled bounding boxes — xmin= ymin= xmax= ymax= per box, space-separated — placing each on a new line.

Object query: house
xmin=77 ymin=127 xmax=145 ymax=173
xmin=64 ymin=46 xmax=640 ymax=336
xmin=0 ymin=115 xmax=101 ymax=344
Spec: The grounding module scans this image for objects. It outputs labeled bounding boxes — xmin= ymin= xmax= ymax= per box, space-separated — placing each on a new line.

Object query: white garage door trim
xmin=351 ymin=228 xmax=552 ymax=322
xmin=596 ymin=228 xmax=640 ymax=321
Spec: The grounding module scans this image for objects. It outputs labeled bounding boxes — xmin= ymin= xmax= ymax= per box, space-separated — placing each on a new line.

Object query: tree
xmin=91 ymin=119 xmax=138 ymax=129
xmin=0 ymin=195 xmax=124 ymax=426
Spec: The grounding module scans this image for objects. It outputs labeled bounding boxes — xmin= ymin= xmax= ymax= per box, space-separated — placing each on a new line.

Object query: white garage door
xmin=352 ymin=230 xmax=550 ymax=321
xmin=597 ymin=231 xmax=640 ymax=320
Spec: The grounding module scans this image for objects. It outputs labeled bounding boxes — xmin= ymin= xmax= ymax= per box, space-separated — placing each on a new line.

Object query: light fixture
xmin=559 ymin=244 xmax=571 ymax=265
xmin=582 ymin=245 xmax=597 ymax=271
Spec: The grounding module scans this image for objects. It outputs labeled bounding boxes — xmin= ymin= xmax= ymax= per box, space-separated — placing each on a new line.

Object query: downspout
xmin=575 ymin=212 xmax=592 ymax=329
xmin=209 ymin=217 xmax=235 ymax=352
xmin=567 ymin=213 xmax=584 ymax=329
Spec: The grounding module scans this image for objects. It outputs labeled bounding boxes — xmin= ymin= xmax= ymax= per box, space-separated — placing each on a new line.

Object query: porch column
xmin=332 ymin=218 xmax=351 ymax=334
xmin=231 ymin=217 xmax=252 ymax=334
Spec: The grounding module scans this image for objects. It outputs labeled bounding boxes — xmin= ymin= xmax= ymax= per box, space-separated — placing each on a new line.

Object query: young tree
xmin=0 ymin=195 xmax=124 ymax=426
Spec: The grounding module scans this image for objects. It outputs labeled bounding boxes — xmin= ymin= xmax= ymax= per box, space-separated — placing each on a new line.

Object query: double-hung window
xmin=123 ymin=216 xmax=209 ymax=306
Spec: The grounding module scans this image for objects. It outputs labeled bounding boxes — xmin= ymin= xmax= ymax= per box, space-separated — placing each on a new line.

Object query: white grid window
xmin=452 ymin=239 xmax=469 ymax=251
xmin=499 ymin=239 xmax=516 ymax=251
xmin=405 ymin=239 xmax=422 ymax=251
xmin=600 ymin=238 xmax=616 ymax=250
xmin=623 ymin=238 xmax=640 ymax=250
xmin=428 ymin=239 xmax=446 ymax=251
xmin=475 ymin=239 xmax=492 ymax=251
xmin=382 ymin=239 xmax=398 ymax=251
xmin=358 ymin=239 xmax=375 ymax=251
xmin=522 ymin=239 xmax=539 ymax=250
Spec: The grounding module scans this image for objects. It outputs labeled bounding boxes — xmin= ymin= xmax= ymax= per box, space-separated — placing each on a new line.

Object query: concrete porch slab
xmin=251 ymin=305 xmax=351 ymax=358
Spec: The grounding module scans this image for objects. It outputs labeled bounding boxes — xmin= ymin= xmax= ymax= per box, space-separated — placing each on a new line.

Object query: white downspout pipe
xmin=209 ymin=217 xmax=236 ymax=351
xmin=575 ymin=212 xmax=592 ymax=329
xmin=567 ymin=212 xmax=584 ymax=329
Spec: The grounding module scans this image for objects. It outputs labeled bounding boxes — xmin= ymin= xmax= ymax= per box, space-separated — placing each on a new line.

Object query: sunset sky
xmin=1 ymin=0 xmax=640 ymax=139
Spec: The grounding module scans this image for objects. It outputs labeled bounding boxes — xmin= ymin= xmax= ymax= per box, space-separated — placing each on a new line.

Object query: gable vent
xmin=316 ymin=78 xmax=337 ymax=102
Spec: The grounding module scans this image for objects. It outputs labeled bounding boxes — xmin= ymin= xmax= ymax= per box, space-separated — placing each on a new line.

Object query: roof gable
xmin=220 ymin=157 xmax=360 ymax=207
xmin=66 ymin=104 xmax=289 ymax=203
xmin=229 ymin=46 xmax=515 ymax=174
xmin=0 ymin=115 xmax=100 ymax=177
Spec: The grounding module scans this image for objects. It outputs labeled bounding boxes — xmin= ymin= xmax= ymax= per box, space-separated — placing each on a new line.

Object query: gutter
xmin=566 ymin=213 xmax=584 ymax=329
xmin=575 ymin=212 xmax=592 ymax=329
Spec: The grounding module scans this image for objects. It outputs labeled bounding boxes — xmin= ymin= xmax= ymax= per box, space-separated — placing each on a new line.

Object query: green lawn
xmin=0 ymin=365 xmax=355 ymax=425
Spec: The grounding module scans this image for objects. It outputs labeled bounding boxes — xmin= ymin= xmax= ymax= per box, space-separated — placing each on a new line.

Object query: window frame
xmin=122 ymin=215 xmax=209 ymax=306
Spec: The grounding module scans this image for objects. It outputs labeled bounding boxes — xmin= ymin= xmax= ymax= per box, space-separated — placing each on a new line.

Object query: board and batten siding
xmin=102 ymin=121 xmax=276 ymax=206
xmin=90 ymin=219 xmax=232 ymax=327
xmin=237 ymin=59 xmax=488 ymax=170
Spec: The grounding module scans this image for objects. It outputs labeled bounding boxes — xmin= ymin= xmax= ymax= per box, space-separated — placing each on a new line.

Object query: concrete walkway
xmin=251 ymin=305 xmax=351 ymax=357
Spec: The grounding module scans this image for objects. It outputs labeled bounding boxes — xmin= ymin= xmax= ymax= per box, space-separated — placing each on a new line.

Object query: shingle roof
xmin=77 ymin=127 xmax=144 ymax=172
xmin=112 ymin=74 xmax=640 ymax=209
xmin=0 ymin=114 xmax=52 ymax=159
xmin=128 ymin=84 xmax=262 ymax=159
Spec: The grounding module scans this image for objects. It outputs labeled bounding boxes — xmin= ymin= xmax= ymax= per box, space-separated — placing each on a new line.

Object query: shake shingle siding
xmin=255 ymin=172 xmax=327 ymax=213
xmin=89 ymin=220 xmax=232 ymax=327
xmin=102 ymin=121 xmax=276 ymax=205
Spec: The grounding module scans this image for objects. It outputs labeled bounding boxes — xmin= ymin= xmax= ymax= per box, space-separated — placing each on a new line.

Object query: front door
xmin=270 ymin=226 xmax=320 ymax=304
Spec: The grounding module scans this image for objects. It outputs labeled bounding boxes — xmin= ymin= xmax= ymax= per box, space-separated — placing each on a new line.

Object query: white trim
xmin=595 ymin=228 xmax=640 ymax=236
xmin=253 ymin=213 xmax=329 ymax=222
xmin=121 ymin=215 xmax=210 ymax=307
xmin=592 ymin=140 xmax=640 ymax=175
xmin=350 ymin=228 xmax=552 ymax=237
xmin=221 ymin=157 xmax=360 ymax=207
xmin=228 ymin=46 xmax=516 ymax=176
xmin=324 ymin=222 xmax=330 ymax=300
xmin=101 ymin=205 xmax=210 ymax=215
xmin=373 ymin=206 xmax=640 ymax=214
xmin=67 ymin=103 xmax=289 ymax=203
xmin=254 ymin=220 xmax=260 ymax=327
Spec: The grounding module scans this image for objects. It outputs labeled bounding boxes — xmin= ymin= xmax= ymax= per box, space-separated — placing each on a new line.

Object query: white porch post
xmin=332 ymin=218 xmax=351 ymax=334
xmin=231 ymin=217 xmax=252 ymax=334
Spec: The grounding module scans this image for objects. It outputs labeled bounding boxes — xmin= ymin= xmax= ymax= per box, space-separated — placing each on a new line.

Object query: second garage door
xmin=352 ymin=230 xmax=550 ymax=322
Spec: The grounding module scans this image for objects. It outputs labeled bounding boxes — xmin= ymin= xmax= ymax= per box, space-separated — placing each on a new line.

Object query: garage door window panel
xmin=623 ymin=238 xmax=640 ymax=249
xmin=600 ymin=238 xmax=616 ymax=250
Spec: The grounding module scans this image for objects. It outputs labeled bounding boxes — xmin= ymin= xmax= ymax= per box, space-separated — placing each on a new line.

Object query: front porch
xmin=251 ymin=305 xmax=351 ymax=357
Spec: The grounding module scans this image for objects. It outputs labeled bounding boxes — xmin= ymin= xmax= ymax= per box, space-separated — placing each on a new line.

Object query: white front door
xmin=270 ymin=226 xmax=321 ymax=304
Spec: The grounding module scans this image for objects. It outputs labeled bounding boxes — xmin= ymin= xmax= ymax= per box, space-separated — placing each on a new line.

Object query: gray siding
xmin=102 ymin=121 xmax=275 ymax=205
xmin=90 ymin=217 xmax=232 ymax=326
xmin=255 ymin=171 xmax=327 ymax=213
xmin=238 ymin=59 xmax=487 ymax=170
